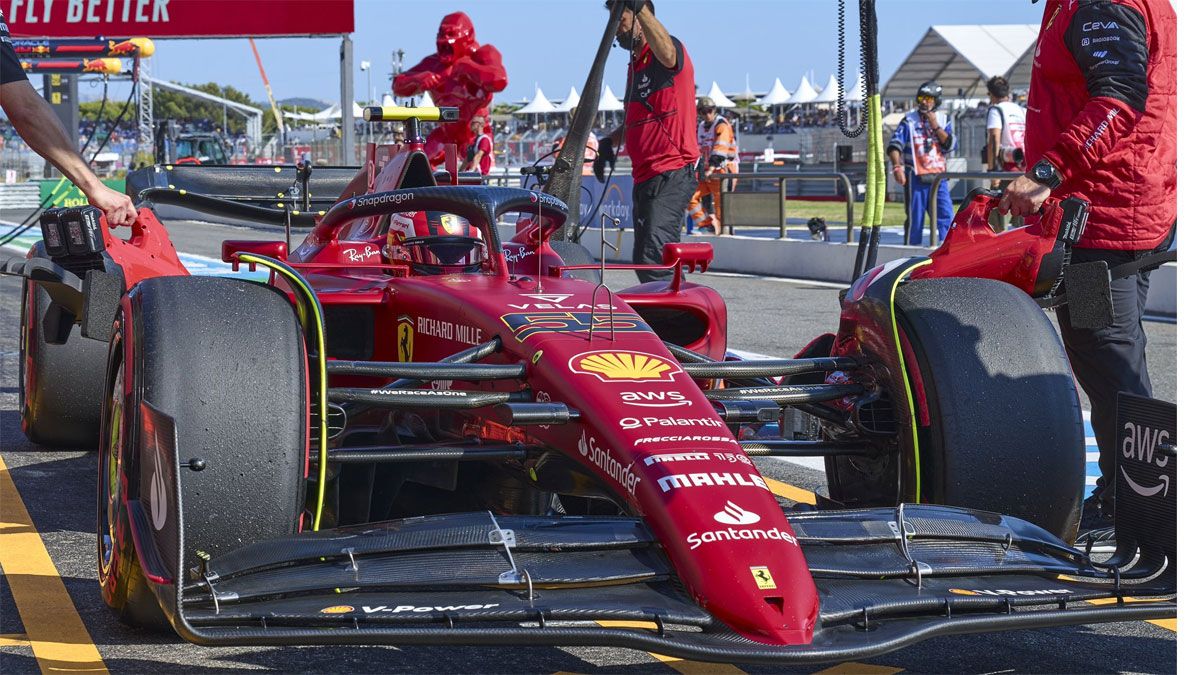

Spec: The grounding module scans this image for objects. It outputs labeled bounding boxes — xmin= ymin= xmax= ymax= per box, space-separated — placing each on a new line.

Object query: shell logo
xmin=320 ymin=605 xmax=355 ymax=614
xmin=569 ymin=350 xmax=681 ymax=382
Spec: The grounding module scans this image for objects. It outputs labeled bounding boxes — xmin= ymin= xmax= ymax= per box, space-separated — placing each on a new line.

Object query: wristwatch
xmin=1029 ymin=159 xmax=1062 ymax=190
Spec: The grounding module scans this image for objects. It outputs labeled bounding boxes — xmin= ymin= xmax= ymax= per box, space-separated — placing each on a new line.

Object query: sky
xmin=69 ymin=0 xmax=1047 ymax=106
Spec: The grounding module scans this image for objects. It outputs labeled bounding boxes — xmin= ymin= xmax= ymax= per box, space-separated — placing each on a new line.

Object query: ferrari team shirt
xmin=623 ymin=35 xmax=700 ymax=184
xmin=1 ymin=12 xmax=29 ymax=85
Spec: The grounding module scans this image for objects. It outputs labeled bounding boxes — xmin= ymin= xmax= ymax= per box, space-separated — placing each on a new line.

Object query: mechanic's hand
xmin=998 ymin=174 xmax=1051 ymax=218
xmin=594 ymin=137 xmax=616 ymax=181
xmin=86 ymin=182 xmax=137 ymax=227
xmin=607 ymin=0 xmax=646 ymax=15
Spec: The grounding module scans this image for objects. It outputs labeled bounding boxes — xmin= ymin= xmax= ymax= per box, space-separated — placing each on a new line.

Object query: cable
xmin=0 ymin=77 xmax=110 ymax=247
xmin=78 ymin=76 xmax=110 ymax=159
xmin=575 ymin=35 xmax=638 ymax=244
xmin=836 ymin=0 xmax=869 ymax=138
xmin=0 ymin=79 xmax=136 ymax=248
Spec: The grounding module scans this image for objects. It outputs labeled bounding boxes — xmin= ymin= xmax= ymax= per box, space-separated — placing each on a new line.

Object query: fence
xmin=714 ymin=171 xmax=854 ymax=239
xmin=923 ymin=171 xmax=1023 ymax=246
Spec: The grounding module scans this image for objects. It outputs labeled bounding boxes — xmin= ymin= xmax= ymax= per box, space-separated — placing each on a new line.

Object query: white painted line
xmin=772 ymin=457 xmax=827 ymax=472
xmin=703 ymin=270 xmax=849 ymax=290
xmin=726 ymin=348 xmax=780 ymax=362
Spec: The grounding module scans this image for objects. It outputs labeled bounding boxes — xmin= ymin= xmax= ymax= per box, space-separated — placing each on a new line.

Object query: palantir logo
xmin=713 ymin=501 xmax=760 ymax=526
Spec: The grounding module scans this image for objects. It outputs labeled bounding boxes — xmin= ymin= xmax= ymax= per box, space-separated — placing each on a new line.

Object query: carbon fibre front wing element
xmin=133 ymin=380 xmax=1176 ymax=665
xmin=140 ymin=504 xmax=1173 ymax=664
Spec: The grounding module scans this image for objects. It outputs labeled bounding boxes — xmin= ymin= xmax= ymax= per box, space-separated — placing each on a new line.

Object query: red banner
xmin=5 ymin=0 xmax=354 ymax=38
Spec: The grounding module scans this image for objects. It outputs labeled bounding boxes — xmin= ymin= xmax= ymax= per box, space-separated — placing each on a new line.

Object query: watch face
xmin=1036 ymin=164 xmax=1051 ymax=180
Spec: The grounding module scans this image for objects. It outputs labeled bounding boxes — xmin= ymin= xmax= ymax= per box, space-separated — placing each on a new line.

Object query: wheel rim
xmin=98 ymin=360 xmax=124 ymax=581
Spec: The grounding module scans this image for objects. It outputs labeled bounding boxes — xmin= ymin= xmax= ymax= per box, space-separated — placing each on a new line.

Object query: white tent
xmin=598 ymin=84 xmax=624 ymax=112
xmin=812 ymin=74 xmax=842 ymax=103
xmin=756 ymin=78 xmax=792 ymax=106
xmin=784 ymin=76 xmax=819 ymax=105
xmin=515 ymin=87 xmax=557 ymax=114
xmin=844 ymin=74 xmax=864 ymax=102
xmin=312 ymin=101 xmax=365 ymax=121
xmin=705 ymin=81 xmax=737 ymax=108
xmin=555 ymin=86 xmax=581 ymax=112
xmin=734 ymin=74 xmax=757 ymax=102
xmin=382 ymin=94 xmax=397 ymax=107
xmin=882 ymin=24 xmax=1039 ymax=100
xmin=418 ymin=91 xmax=435 ymax=108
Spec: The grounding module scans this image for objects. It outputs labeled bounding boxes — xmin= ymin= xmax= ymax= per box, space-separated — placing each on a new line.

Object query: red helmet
xmin=384 ymin=210 xmax=486 ymax=274
xmin=436 ymin=12 xmax=478 ymax=62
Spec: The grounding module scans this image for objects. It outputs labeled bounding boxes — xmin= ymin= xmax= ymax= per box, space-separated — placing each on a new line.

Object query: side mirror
xmin=221 ymin=240 xmax=287 ymax=271
xmin=663 ymin=242 xmax=713 ymax=273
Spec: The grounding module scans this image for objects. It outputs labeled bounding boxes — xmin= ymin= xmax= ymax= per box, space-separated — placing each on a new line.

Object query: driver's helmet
xmin=384 ymin=210 xmax=487 ymax=274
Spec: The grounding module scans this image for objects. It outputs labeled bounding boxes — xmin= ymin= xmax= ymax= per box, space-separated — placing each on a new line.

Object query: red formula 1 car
xmin=6 ymin=107 xmax=1174 ymax=664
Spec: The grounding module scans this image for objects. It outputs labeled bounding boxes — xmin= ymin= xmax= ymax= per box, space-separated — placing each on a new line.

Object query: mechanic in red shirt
xmin=999 ymin=0 xmax=1175 ymax=531
xmin=594 ymin=0 xmax=700 ymax=283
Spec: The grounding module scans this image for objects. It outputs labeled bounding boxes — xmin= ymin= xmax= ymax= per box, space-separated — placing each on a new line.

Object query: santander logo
xmin=713 ymin=501 xmax=760 ymax=526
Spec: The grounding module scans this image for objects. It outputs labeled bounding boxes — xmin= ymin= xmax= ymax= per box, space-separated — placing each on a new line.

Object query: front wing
xmin=137 ymin=478 xmax=1173 ymax=664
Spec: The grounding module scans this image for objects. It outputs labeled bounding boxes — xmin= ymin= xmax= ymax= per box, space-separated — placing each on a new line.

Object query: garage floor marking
xmin=814 ymin=663 xmax=904 ymax=674
xmin=763 ymin=477 xmax=817 ymax=505
xmin=0 ymin=455 xmax=108 ymax=673
xmin=1084 ymin=597 xmax=1176 ymax=632
xmin=0 ymin=633 xmax=30 ymax=647
xmin=593 ymin=621 xmax=746 ymax=674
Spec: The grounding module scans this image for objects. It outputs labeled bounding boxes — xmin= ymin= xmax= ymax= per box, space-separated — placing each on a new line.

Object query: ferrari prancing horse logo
xmin=749 ymin=566 xmax=777 ymax=590
xmin=396 ymin=315 xmax=415 ymax=363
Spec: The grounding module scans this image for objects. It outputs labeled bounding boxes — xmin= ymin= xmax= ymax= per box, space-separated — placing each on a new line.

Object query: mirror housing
xmin=664 ymin=242 xmax=714 ymax=273
xmin=221 ymin=240 xmax=288 ymax=271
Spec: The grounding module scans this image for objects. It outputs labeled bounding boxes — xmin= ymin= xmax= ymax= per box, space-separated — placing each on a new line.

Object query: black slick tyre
xmin=830 ymin=277 xmax=1084 ymax=543
xmin=98 ymin=276 xmax=308 ymax=626
xmin=20 ymin=278 xmax=108 ymax=448
xmin=549 ymin=240 xmax=601 ymax=284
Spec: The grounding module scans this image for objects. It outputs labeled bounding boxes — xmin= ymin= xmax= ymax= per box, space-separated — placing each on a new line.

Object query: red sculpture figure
xmin=392 ymin=12 xmax=508 ymax=168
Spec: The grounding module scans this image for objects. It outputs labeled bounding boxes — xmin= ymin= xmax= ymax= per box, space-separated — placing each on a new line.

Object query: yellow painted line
xmin=764 ymin=477 xmax=817 ymax=505
xmin=762 ymin=480 xmax=904 ymax=675
xmin=594 ymin=621 xmax=746 ymax=674
xmin=814 ymin=663 xmax=904 ymax=675
xmin=0 ymin=633 xmax=30 ymax=648
xmin=1085 ymin=597 xmax=1176 ymax=632
xmin=0 ymin=454 xmax=108 ymax=673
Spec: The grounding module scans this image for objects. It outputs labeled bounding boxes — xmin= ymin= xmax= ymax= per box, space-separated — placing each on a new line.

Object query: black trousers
xmin=1055 ymin=234 xmax=1173 ymax=501
xmin=632 ymin=166 xmax=698 ymax=283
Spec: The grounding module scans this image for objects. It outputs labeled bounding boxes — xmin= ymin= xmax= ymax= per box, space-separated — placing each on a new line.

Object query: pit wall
xmin=497 ymin=224 xmax=1176 ymax=319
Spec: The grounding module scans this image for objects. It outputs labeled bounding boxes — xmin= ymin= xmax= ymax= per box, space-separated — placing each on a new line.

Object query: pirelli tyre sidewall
xmin=893 ymin=277 xmax=1084 ymax=543
xmin=98 ymin=276 xmax=308 ymax=626
xmin=20 ymin=275 xmax=108 ymax=449
xmin=97 ymin=303 xmax=167 ymax=629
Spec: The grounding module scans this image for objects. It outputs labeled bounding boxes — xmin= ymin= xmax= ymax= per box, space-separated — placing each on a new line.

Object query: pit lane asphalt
xmin=0 ymin=212 xmax=1176 ymax=673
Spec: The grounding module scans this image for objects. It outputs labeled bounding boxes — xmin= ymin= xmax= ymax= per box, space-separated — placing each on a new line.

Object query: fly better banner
xmin=4 ymin=0 xmax=354 ymax=38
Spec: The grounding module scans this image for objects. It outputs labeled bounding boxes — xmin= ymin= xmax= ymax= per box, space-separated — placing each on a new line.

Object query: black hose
xmin=836 ymin=0 xmax=868 ymax=138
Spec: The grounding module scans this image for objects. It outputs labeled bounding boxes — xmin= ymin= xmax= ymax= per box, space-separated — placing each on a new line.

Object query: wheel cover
xmin=98 ymin=361 xmax=124 ymax=580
